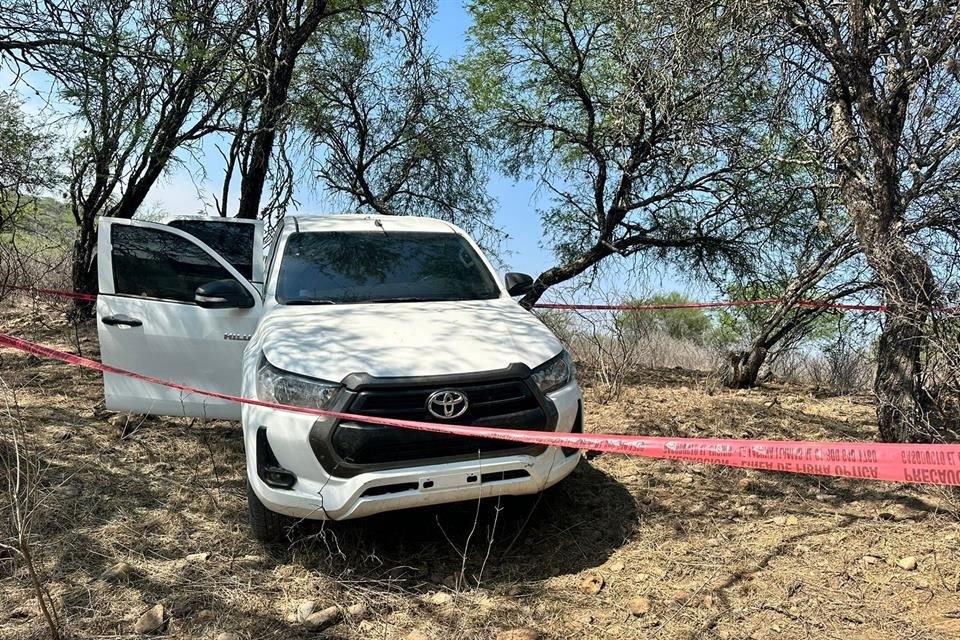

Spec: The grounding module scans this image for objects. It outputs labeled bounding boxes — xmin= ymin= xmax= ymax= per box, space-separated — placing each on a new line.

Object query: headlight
xmin=256 ymin=359 xmax=340 ymax=410
xmin=531 ymin=350 xmax=575 ymax=394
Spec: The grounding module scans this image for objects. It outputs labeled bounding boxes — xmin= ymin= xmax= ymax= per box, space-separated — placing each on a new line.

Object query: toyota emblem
xmin=426 ymin=389 xmax=469 ymax=420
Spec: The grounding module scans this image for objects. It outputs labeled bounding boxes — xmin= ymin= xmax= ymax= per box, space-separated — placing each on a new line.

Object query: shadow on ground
xmin=275 ymin=459 xmax=637 ymax=589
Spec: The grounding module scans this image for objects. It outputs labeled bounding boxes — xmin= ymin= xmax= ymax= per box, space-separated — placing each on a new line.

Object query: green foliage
xmin=616 ymin=293 xmax=714 ymax=344
xmin=1 ymin=196 xmax=73 ymax=252
xmin=0 ymin=92 xmax=59 ymax=232
xmin=459 ymin=0 xmax=805 ymax=288
xmin=295 ymin=4 xmax=499 ymax=247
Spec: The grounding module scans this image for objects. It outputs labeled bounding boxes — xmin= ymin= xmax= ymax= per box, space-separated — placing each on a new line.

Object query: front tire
xmin=246 ymin=481 xmax=291 ymax=543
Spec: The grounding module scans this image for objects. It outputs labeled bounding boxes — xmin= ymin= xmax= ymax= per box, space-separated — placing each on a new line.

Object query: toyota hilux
xmin=96 ymin=214 xmax=583 ymax=541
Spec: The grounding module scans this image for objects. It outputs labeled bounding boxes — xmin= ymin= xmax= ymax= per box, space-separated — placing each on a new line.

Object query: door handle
xmin=101 ymin=314 xmax=143 ymax=327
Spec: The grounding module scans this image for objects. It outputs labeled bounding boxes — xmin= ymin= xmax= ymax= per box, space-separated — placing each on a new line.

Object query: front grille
xmin=349 ymin=379 xmax=543 ymax=425
xmin=330 ymin=377 xmax=549 ymax=466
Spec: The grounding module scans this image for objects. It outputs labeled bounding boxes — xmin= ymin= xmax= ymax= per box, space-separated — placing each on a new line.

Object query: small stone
xmin=608 ymin=561 xmax=625 ymax=572
xmin=671 ymin=591 xmax=692 ymax=605
xmin=862 ymin=555 xmax=880 ymax=565
xmin=237 ymin=555 xmax=261 ymax=568
xmin=133 ymin=604 xmax=165 ymax=635
xmin=628 ymin=596 xmax=651 ymax=616
xmin=785 ymin=515 xmax=799 ymax=526
xmin=296 ymin=600 xmax=316 ymax=622
xmin=428 ymin=592 xmax=453 ymax=606
xmin=99 ymin=561 xmax=135 ymax=582
xmin=346 ymin=603 xmax=367 ymax=618
xmin=496 ymin=629 xmax=539 ymax=640
xmin=60 ymin=484 xmax=80 ymax=498
xmin=898 ymin=556 xmax=918 ymax=571
xmin=773 ymin=516 xmax=786 ymax=525
xmin=579 ymin=573 xmax=604 ymax=595
xmin=185 ymin=552 xmax=210 ymax=562
xmin=405 ymin=632 xmax=430 ymax=640
xmin=215 ymin=634 xmax=239 ymax=640
xmin=303 ymin=605 xmax=340 ymax=630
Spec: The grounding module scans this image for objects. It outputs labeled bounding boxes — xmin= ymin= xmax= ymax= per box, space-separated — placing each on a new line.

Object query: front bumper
xmin=242 ymin=381 xmax=583 ymax=521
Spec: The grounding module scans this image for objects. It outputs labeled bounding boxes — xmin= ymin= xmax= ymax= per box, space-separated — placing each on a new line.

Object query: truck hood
xmin=256 ymin=298 xmax=563 ymax=381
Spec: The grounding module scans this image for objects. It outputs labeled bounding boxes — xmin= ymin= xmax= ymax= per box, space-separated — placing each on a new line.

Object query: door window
xmin=167 ymin=219 xmax=255 ymax=280
xmin=111 ymin=224 xmax=239 ymax=304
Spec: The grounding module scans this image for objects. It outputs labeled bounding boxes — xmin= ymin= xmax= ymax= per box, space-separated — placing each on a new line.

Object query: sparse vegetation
xmin=1 ymin=300 xmax=959 ymax=639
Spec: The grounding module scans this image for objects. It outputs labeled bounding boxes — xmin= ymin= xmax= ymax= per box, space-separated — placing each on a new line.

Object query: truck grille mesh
xmin=332 ymin=378 xmax=549 ymax=465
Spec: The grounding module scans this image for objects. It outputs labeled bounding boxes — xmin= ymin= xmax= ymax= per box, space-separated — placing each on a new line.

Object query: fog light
xmin=256 ymin=426 xmax=297 ymax=489
xmin=262 ymin=465 xmax=297 ymax=489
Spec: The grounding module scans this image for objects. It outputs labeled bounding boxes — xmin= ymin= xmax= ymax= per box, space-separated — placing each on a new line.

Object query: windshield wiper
xmin=366 ymin=297 xmax=441 ymax=303
xmin=284 ymin=298 xmax=337 ymax=305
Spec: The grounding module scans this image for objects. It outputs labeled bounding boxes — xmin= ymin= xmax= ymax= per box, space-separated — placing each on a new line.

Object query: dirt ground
xmin=1 ymin=298 xmax=959 ymax=640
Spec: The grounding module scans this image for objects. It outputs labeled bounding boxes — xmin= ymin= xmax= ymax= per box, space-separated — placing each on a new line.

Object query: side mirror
xmin=195 ymin=279 xmax=254 ymax=309
xmin=505 ymin=272 xmax=535 ymax=296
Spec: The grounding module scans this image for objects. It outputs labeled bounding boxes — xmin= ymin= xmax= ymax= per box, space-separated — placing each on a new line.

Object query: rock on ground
xmin=133 ymin=604 xmax=165 ymax=635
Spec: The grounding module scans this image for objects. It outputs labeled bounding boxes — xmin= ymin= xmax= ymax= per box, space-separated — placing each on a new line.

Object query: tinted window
xmin=276 ymin=231 xmax=501 ymax=304
xmin=167 ymin=220 xmax=254 ymax=280
xmin=112 ymin=225 xmax=238 ymax=303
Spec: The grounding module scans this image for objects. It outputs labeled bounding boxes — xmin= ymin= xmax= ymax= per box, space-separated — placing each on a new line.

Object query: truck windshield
xmin=275 ymin=231 xmax=502 ymax=304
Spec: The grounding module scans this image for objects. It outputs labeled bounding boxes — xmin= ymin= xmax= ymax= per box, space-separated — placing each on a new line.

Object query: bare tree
xmin=1 ymin=383 xmax=62 ymax=639
xmin=780 ymin=0 xmax=960 ymax=441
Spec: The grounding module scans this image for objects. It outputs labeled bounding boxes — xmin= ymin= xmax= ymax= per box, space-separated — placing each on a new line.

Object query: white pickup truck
xmin=96 ymin=214 xmax=583 ymax=541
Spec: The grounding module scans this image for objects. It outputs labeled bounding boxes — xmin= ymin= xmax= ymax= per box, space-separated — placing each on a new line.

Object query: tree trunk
xmin=723 ymin=344 xmax=768 ymax=389
xmin=870 ymin=248 xmax=936 ymax=442
xmin=826 ymin=83 xmax=940 ymax=442
xmin=70 ymin=217 xmax=97 ymax=318
xmin=235 ymin=0 xmax=329 ymax=220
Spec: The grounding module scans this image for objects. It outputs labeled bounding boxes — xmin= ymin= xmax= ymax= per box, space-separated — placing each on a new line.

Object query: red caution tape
xmin=5 ymin=285 xmax=959 ymax=314
xmin=535 ymin=299 xmax=787 ymax=311
xmin=2 ymin=332 xmax=960 ymax=487
xmin=539 ymin=299 xmax=960 ymax=313
xmin=2 ymin=285 xmax=97 ymax=302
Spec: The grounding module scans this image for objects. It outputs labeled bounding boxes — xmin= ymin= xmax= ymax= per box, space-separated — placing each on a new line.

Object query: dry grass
xmin=2 ymin=299 xmax=959 ymax=640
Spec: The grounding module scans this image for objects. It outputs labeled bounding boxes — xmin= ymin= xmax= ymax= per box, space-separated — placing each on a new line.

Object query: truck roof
xmin=288 ymin=214 xmax=460 ymax=234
